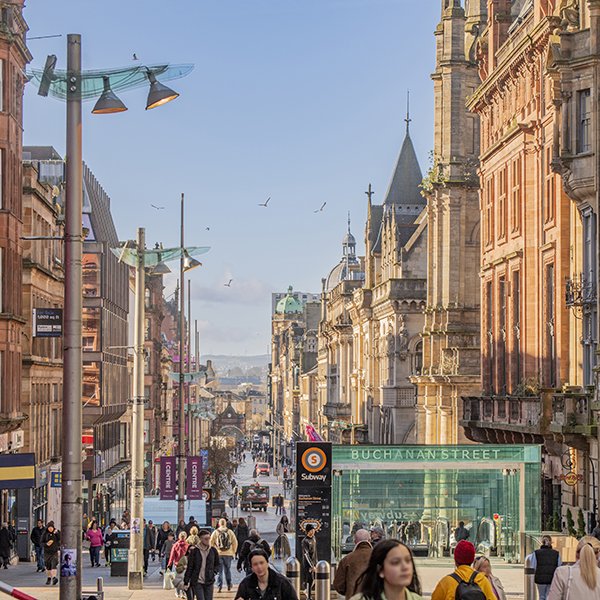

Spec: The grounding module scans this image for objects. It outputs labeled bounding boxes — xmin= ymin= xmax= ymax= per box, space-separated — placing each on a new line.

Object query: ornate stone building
xmin=461 ymin=0 xmax=600 ymax=530
xmin=318 ymin=122 xmax=428 ymax=444
xmin=412 ymin=0 xmax=485 ymax=445
xmin=270 ymin=287 xmax=319 ymax=443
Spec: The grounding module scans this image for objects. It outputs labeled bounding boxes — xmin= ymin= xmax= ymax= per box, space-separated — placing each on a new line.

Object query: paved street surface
xmin=0 ymin=456 xmax=527 ymax=599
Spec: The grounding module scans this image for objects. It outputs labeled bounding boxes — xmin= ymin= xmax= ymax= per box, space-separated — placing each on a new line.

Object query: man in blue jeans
xmin=209 ymin=518 xmax=237 ymax=592
xmin=30 ymin=519 xmax=46 ymax=572
xmin=527 ymin=535 xmax=561 ymax=600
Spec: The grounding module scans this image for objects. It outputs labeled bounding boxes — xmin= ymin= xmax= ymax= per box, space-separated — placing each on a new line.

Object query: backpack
xmin=450 ymin=572 xmax=486 ymax=600
xmin=243 ymin=539 xmax=264 ymax=573
xmin=216 ymin=529 xmax=231 ymax=551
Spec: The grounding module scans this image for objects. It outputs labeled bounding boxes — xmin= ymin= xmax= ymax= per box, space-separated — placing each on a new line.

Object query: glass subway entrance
xmin=331 ymin=445 xmax=541 ymax=562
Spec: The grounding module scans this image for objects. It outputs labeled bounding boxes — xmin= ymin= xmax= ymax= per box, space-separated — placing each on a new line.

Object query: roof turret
xmin=275 ymin=286 xmax=303 ymax=315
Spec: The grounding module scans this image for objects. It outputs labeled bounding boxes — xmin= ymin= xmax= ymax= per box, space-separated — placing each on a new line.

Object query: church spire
xmin=405 ymin=90 xmax=411 ymax=135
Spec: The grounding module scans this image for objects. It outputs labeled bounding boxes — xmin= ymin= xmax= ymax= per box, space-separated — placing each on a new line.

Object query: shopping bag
xmin=163 ymin=570 xmax=175 ymax=590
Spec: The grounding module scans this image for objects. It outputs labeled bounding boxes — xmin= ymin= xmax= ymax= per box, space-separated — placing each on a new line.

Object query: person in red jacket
xmin=85 ymin=521 xmax=103 ymax=568
xmin=168 ymin=531 xmax=189 ymax=570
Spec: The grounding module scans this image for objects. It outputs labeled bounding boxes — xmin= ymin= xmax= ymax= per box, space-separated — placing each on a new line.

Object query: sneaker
xmin=218 ymin=586 xmax=222 ymax=593
xmin=52 ymin=577 xmax=58 ymax=585
xmin=227 ymin=584 xmax=232 ymax=591
xmin=45 ymin=577 xmax=51 ymax=585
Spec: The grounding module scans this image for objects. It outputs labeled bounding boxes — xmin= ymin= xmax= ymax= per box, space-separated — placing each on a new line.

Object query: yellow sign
xmin=564 ymin=472 xmax=579 ymax=487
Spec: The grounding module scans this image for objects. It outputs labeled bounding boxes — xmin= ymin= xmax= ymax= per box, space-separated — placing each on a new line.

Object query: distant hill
xmin=204 ymin=354 xmax=269 ymax=377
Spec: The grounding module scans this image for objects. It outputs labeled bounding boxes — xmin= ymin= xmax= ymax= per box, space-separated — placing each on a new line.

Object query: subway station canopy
xmin=331 ymin=444 xmax=541 ymax=561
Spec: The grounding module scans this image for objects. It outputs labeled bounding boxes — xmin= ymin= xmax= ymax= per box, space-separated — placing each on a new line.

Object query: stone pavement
xmin=0 ymin=556 xmax=527 ymax=599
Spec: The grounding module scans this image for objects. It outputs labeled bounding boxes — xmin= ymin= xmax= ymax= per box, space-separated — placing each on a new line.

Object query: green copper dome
xmin=276 ymin=286 xmax=303 ymax=314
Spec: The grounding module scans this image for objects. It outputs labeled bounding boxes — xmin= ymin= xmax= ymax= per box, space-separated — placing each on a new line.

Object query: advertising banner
xmin=295 ymin=441 xmax=332 ymax=566
xmin=160 ymin=456 xmax=176 ymax=500
xmin=186 ymin=457 xmax=203 ymax=500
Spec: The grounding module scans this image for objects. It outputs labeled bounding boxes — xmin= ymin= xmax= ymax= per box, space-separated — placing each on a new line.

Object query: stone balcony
xmin=549 ymin=389 xmax=597 ymax=448
xmin=322 ymin=402 xmax=352 ymax=420
xmin=372 ymin=278 xmax=427 ymax=305
xmin=461 ymin=395 xmax=548 ymax=443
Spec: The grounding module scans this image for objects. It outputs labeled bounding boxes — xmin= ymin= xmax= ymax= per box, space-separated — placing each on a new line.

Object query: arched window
xmin=413 ymin=341 xmax=423 ymax=375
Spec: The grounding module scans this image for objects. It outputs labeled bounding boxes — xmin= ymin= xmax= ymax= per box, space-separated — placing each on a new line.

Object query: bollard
xmin=315 ymin=560 xmax=330 ymax=600
xmin=524 ymin=554 xmax=536 ymax=600
xmin=97 ymin=576 xmax=104 ymax=600
xmin=286 ymin=556 xmax=301 ymax=598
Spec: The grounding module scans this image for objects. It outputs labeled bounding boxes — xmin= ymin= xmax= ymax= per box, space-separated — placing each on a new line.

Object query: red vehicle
xmin=256 ymin=462 xmax=270 ymax=476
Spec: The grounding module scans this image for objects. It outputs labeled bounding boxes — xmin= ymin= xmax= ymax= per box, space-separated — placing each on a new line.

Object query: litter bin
xmin=109 ymin=530 xmax=129 ymax=577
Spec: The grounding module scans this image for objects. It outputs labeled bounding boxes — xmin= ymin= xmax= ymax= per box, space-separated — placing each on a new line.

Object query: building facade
xmin=0 ymin=0 xmax=31 ymax=526
xmin=412 ymin=0 xmax=485 ymax=445
xmin=21 ymin=157 xmax=64 ymax=528
xmin=461 ymin=0 xmax=599 ymax=531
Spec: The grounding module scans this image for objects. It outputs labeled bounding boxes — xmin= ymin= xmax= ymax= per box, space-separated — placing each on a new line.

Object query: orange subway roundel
xmin=301 ymin=447 xmax=327 ymax=473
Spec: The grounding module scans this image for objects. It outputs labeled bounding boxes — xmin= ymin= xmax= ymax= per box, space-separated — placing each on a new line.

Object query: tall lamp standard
xmin=178 ymin=193 xmax=202 ymax=523
xmin=113 ymin=233 xmax=208 ymax=590
xmin=31 ymin=35 xmax=193 ymax=599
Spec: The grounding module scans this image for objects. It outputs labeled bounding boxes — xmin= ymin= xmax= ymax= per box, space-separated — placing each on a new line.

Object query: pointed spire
xmin=347 ymin=211 xmax=351 ymax=234
xmin=405 ymin=90 xmax=411 ymax=135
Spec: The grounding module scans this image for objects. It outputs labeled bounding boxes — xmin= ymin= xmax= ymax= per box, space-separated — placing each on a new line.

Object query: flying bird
xmin=314 ymin=202 xmax=327 ymax=213
xmin=151 ymin=204 xmax=165 ymax=210
xmin=132 ymin=53 xmax=139 ymax=61
xmin=206 ymin=226 xmax=210 ymax=231
xmin=224 ymin=279 xmax=233 ymax=287
xmin=258 ymin=196 xmax=271 ymax=207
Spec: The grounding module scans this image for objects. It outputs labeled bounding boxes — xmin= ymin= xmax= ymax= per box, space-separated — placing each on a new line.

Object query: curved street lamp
xmin=30 ymin=35 xmax=194 ymax=599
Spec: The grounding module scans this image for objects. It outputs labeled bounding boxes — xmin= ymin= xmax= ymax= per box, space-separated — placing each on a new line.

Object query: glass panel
xmin=82 ymin=253 xmax=101 ymax=297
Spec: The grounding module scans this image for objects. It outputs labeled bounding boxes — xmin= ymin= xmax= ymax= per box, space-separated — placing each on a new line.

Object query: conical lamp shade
xmin=146 ymin=71 xmax=179 ymax=110
xmin=183 ymin=251 xmax=202 ymax=272
xmin=92 ymin=76 xmax=127 ymax=114
xmin=152 ymin=261 xmax=171 ymax=275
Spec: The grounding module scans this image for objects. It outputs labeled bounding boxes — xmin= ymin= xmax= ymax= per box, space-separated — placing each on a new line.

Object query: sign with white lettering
xmin=160 ymin=457 xmax=176 ymax=500
xmin=33 ymin=308 xmax=62 ymax=338
xmin=295 ymin=442 xmax=332 ymax=566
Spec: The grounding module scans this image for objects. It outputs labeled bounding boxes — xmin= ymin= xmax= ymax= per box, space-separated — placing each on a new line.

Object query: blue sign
xmin=50 ymin=472 xmax=61 ymax=488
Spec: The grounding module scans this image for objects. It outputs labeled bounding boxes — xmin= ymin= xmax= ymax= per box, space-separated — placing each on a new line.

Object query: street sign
xmin=295 ymin=441 xmax=332 ymax=566
xmin=33 ymin=308 xmax=62 ymax=338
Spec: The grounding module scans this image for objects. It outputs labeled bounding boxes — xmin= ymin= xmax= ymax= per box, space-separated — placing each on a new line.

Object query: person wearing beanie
xmin=431 ymin=540 xmax=496 ymax=600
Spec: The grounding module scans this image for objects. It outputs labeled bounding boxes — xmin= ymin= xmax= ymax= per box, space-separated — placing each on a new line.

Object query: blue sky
xmin=24 ymin=0 xmax=439 ymax=356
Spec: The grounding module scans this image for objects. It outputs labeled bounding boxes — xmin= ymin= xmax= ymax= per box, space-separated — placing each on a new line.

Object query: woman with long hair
xmin=352 ymin=539 xmax=423 ymax=600
xmin=473 ymin=555 xmax=506 ymax=600
xmin=274 ymin=516 xmax=291 ymax=559
xmin=548 ymin=535 xmax=600 ymax=599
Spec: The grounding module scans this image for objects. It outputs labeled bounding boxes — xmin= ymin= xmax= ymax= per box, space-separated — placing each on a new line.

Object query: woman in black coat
xmin=234 ymin=518 xmax=250 ymax=557
xmin=235 ymin=549 xmax=298 ymax=600
xmin=0 ymin=523 xmax=11 ymax=568
xmin=41 ymin=522 xmax=60 ymax=586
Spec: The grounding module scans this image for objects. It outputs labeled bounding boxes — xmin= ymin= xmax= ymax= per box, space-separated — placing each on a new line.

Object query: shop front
xmin=331 ymin=444 xmax=541 ymax=562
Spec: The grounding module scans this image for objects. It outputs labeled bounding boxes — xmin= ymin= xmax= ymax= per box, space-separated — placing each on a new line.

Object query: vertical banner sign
xmin=187 ymin=456 xmax=203 ymax=500
xmin=295 ymin=441 xmax=332 ymax=566
xmin=160 ymin=456 xmax=176 ymax=500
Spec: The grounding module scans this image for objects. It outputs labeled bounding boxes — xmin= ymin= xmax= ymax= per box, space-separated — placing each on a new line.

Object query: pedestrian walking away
xmin=431 ymin=540 xmax=496 ymax=600
xmin=334 ymin=528 xmax=372 ymax=599
xmin=168 ymin=531 xmax=189 ymax=570
xmin=172 ymin=554 xmax=188 ymax=598
xmin=274 ymin=516 xmax=291 ymax=560
xmin=527 ymin=535 xmax=561 ymax=600
xmin=210 ymin=517 xmax=238 ymax=592
xmin=0 ymin=523 xmax=11 ymax=569
xmin=184 ymin=529 xmax=220 ymax=600
xmin=454 ymin=521 xmax=470 ymax=542
xmin=41 ymin=521 xmax=60 ymax=586
xmin=547 ymin=535 xmax=600 ymax=599
xmin=473 ymin=556 xmax=506 ymax=600
xmin=351 ymin=539 xmax=424 ymax=600
xmin=238 ymin=529 xmax=271 ymax=575
xmin=234 ymin=517 xmax=250 ymax=558
xmin=234 ymin=548 xmax=298 ymax=600
xmin=30 ymin=518 xmax=46 ymax=572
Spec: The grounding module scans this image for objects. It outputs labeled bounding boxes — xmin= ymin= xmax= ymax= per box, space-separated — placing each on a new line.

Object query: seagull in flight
xmin=206 ymin=226 xmax=210 ymax=231
xmin=258 ymin=196 xmax=271 ymax=207
xmin=132 ymin=53 xmax=139 ymax=61
xmin=224 ymin=279 xmax=233 ymax=287
xmin=151 ymin=204 xmax=165 ymax=210
xmin=314 ymin=201 xmax=327 ymax=213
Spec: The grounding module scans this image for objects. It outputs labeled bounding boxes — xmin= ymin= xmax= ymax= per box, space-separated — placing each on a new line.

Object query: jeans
xmin=216 ymin=555 xmax=233 ymax=588
xmin=143 ymin=549 xmax=150 ymax=573
xmin=537 ymin=584 xmax=551 ymax=600
xmin=89 ymin=546 xmax=101 ymax=566
xmin=34 ymin=545 xmax=44 ymax=570
xmin=187 ymin=582 xmax=214 ymax=600
xmin=161 ymin=553 xmax=167 ymax=571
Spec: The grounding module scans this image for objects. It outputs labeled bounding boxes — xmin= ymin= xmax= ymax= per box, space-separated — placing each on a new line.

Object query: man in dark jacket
xmin=530 ymin=535 xmax=561 ymax=600
xmin=235 ymin=548 xmax=298 ymax=600
xmin=142 ymin=519 xmax=157 ymax=575
xmin=454 ymin=521 xmax=469 ymax=542
xmin=237 ymin=529 xmax=270 ymax=574
xmin=30 ymin=519 xmax=45 ymax=572
xmin=0 ymin=524 xmax=11 ymax=569
xmin=184 ymin=530 xmax=220 ymax=600
xmin=301 ymin=524 xmax=318 ymax=600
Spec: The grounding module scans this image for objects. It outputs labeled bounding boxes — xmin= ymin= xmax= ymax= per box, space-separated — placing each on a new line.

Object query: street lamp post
xmin=61 ymin=33 xmax=83 ymax=600
xmin=112 ymin=235 xmax=208 ymax=589
xmin=33 ymin=34 xmax=194 ymax=600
